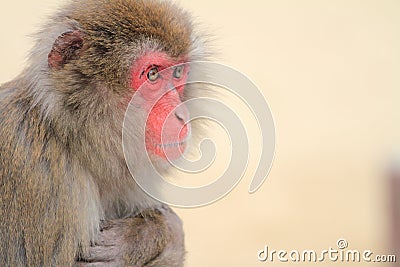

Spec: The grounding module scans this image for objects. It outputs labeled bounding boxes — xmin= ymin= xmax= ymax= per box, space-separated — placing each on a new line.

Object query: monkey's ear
xmin=48 ymin=30 xmax=85 ymax=70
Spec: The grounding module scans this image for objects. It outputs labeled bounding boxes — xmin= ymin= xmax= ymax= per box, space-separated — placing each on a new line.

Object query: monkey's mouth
xmin=155 ymin=125 xmax=191 ymax=149
xmin=152 ymin=129 xmax=191 ymax=160
xmin=154 ymin=132 xmax=191 ymax=151
xmin=155 ymin=140 xmax=187 ymax=149
xmin=152 ymin=140 xmax=187 ymax=160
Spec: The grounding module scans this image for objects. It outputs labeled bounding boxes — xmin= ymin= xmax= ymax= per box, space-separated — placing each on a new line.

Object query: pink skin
xmin=130 ymin=52 xmax=190 ymax=160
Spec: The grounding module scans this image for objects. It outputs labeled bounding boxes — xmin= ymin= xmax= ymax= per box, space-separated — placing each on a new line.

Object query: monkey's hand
xmin=75 ymin=206 xmax=185 ymax=267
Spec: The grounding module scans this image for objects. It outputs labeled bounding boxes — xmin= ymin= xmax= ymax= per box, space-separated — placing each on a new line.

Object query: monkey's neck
xmin=72 ymin=131 xmax=162 ymax=220
xmin=99 ymin=177 xmax=162 ymax=219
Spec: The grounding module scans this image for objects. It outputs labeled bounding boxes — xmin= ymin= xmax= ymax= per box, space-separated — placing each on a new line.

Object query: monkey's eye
xmin=147 ymin=67 xmax=160 ymax=82
xmin=173 ymin=65 xmax=184 ymax=79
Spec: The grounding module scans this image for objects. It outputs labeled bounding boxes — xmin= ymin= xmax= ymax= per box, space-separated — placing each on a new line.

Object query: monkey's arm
xmin=75 ymin=206 xmax=185 ymax=267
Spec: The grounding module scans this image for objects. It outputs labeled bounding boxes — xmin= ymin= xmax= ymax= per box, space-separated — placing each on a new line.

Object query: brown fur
xmin=0 ymin=0 xmax=205 ymax=266
xmin=75 ymin=206 xmax=185 ymax=267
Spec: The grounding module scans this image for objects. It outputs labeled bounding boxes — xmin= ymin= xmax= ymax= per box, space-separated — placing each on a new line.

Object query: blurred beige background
xmin=1 ymin=0 xmax=399 ymax=266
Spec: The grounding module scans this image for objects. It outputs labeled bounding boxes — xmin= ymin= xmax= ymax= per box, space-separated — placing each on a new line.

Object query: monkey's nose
xmin=174 ymin=105 xmax=190 ymax=123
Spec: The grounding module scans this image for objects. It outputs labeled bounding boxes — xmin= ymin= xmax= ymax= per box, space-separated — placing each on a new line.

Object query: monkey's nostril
xmin=174 ymin=105 xmax=189 ymax=123
xmin=175 ymin=111 xmax=185 ymax=122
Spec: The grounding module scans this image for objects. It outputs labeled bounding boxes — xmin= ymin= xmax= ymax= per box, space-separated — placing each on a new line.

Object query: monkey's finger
xmin=94 ymin=232 xmax=119 ymax=246
xmin=85 ymin=246 xmax=121 ymax=262
xmin=75 ymin=260 xmax=120 ymax=267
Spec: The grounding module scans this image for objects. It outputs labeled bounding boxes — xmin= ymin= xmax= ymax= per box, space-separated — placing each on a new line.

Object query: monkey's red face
xmin=130 ymin=52 xmax=190 ymax=160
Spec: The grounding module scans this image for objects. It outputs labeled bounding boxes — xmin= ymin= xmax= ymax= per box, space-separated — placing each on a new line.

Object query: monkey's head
xmin=39 ymin=0 xmax=205 ymax=164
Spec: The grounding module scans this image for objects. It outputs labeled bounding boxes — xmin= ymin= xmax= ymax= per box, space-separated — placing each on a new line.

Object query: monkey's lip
xmin=154 ymin=129 xmax=191 ymax=149
xmin=152 ymin=140 xmax=187 ymax=160
xmin=154 ymin=140 xmax=187 ymax=149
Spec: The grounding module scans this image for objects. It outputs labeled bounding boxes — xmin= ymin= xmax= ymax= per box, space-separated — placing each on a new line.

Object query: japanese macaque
xmin=0 ymin=0 xmax=206 ymax=266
